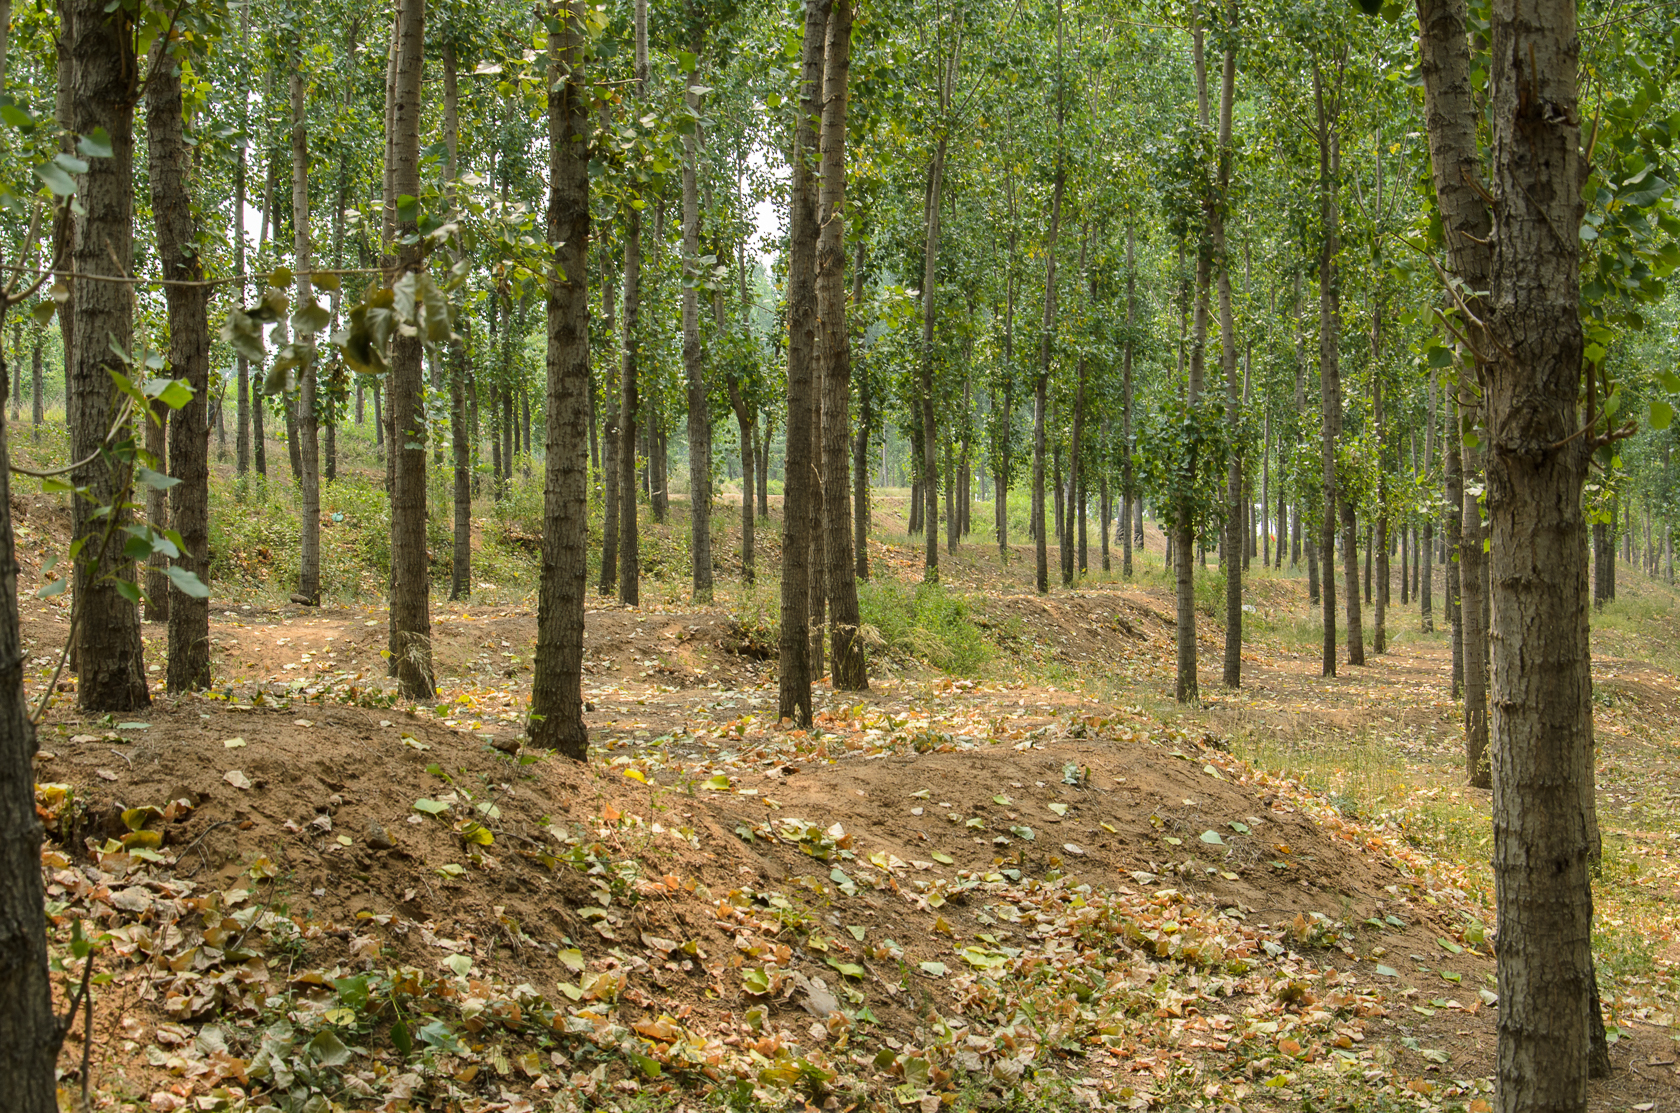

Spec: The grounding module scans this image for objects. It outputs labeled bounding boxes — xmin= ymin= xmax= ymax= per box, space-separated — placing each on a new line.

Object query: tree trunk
xmin=853 ymin=237 xmax=871 ymax=583
xmin=1034 ymin=158 xmax=1064 ymax=597
xmin=1471 ymin=0 xmax=1601 ymax=1101
xmin=0 ymin=320 xmax=56 ymax=1112
xmin=758 ymin=411 xmax=770 ymax=517
xmin=777 ymin=0 xmax=830 ymax=727
xmin=529 ymin=0 xmax=592 ymax=760
xmin=143 ymin=396 xmax=169 ymax=623
xmin=1212 ymin=11 xmax=1239 ymax=689
xmin=682 ymin=63 xmax=713 ymax=603
xmin=149 ymin=33 xmax=212 ymax=689
xmin=443 ymin=42 xmax=472 ymax=601
xmin=233 ymin=8 xmax=252 ymax=483
xmin=1460 ymin=359 xmax=1490 ymax=787
xmin=386 ymin=0 xmax=434 ymax=699
xmin=67 ymin=0 xmax=149 ymax=711
xmin=1314 ymin=62 xmax=1344 ymax=677
xmin=727 ymin=379 xmax=754 ymax=584
xmin=1121 ymin=222 xmax=1135 ymax=578
xmin=808 ymin=335 xmax=826 ymax=676
xmin=29 ymin=337 xmax=41 ymax=435
xmin=291 ymin=64 xmax=322 ymax=607
xmin=599 ymin=249 xmax=620 ymax=595
xmin=818 ymin=0 xmax=865 ymax=691
xmin=919 ymin=138 xmax=947 ymax=584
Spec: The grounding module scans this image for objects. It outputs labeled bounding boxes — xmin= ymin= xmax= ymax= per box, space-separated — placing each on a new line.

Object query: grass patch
xmin=858 ymin=579 xmax=990 ymax=675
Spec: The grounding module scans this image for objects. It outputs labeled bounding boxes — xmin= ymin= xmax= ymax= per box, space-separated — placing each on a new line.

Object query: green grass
xmin=857 ymin=579 xmax=990 ymax=675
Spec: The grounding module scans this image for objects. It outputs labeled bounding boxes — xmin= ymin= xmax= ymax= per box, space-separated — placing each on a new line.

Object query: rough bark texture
xmin=1212 ymin=15 xmax=1239 ymax=689
xmin=617 ymin=0 xmax=648 ymax=606
xmin=1034 ymin=163 xmax=1064 ymax=597
xmin=1460 ymin=367 xmax=1490 ymax=788
xmin=0 ymin=339 xmax=56 ymax=1111
xmin=598 ymin=254 xmax=619 ymax=596
xmin=818 ymin=0 xmax=865 ymax=691
xmin=1484 ymin=0 xmax=1597 ymax=1106
xmin=919 ymin=140 xmax=946 ymax=584
xmin=144 ymin=396 xmax=169 ymax=622
xmin=443 ymin=42 xmax=471 ymax=602
xmin=149 ymin=34 xmax=212 ymax=691
xmin=292 ymin=66 xmax=321 ymax=607
xmin=529 ymin=0 xmax=591 ymax=760
xmin=777 ymin=0 xmax=830 ymax=727
xmin=682 ymin=70 xmax=712 ymax=603
xmin=853 ymin=239 xmax=871 ymax=584
xmin=68 ymin=0 xmax=149 ymax=712
xmin=386 ymin=0 xmax=434 ymax=699
xmin=1314 ymin=63 xmax=1341 ymax=679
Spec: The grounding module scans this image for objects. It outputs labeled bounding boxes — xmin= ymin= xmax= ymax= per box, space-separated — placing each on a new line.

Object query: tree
xmin=0 ymin=321 xmax=55 ymax=1108
xmin=529 ymin=0 xmax=591 ymax=761
xmin=291 ymin=56 xmax=322 ymax=608
xmin=66 ymin=0 xmax=148 ymax=712
xmin=616 ymin=0 xmax=648 ymax=607
xmin=817 ymin=0 xmax=864 ymax=691
xmin=777 ymin=0 xmax=830 ymax=728
xmin=682 ymin=38 xmax=713 ymax=604
xmin=147 ymin=29 xmax=211 ymax=691
xmin=385 ymin=0 xmax=434 ymax=699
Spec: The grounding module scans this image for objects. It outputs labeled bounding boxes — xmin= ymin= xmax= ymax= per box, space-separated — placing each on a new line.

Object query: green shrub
xmin=857 ymin=580 xmax=989 ymax=675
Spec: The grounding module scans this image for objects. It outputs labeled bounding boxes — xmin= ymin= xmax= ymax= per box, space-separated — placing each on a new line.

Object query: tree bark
xmin=1460 ymin=359 xmax=1490 ymax=787
xmin=599 ymin=246 xmax=620 ymax=594
xmin=443 ymin=41 xmax=471 ymax=601
xmin=617 ymin=0 xmax=648 ymax=605
xmin=853 ymin=237 xmax=871 ymax=583
xmin=1479 ymin=0 xmax=1598 ymax=1103
xmin=777 ymin=0 xmax=830 ymax=727
xmin=682 ymin=58 xmax=713 ymax=603
xmin=291 ymin=64 xmax=322 ymax=607
xmin=67 ymin=0 xmax=148 ymax=712
xmin=144 ymin=395 xmax=169 ymax=623
xmin=0 ymin=322 xmax=56 ymax=1111
xmin=386 ymin=0 xmax=434 ymax=698
xmin=1212 ymin=9 xmax=1239 ymax=689
xmin=529 ymin=0 xmax=591 ymax=760
xmin=919 ymin=140 xmax=946 ymax=584
xmin=818 ymin=0 xmax=865 ymax=691
xmin=1314 ymin=61 xmax=1343 ymax=677
xmin=149 ymin=32 xmax=211 ymax=690
xmin=1034 ymin=159 xmax=1064 ymax=597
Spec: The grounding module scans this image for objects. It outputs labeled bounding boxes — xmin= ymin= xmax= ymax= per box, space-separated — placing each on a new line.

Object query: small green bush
xmin=857 ymin=580 xmax=989 ymax=675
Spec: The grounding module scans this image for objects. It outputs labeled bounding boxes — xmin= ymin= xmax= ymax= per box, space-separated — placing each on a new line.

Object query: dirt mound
xmin=34 ymin=692 xmax=1517 ymax=1110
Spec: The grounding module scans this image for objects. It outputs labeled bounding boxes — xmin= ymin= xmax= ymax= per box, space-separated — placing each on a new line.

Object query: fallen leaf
xmin=224 ymin=770 xmax=252 ymax=790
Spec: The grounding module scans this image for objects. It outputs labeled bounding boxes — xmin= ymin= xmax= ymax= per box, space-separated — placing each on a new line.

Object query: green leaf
xmin=1199 ymin=829 xmax=1225 ymax=845
xmin=918 ymin=961 xmax=947 ymax=977
xmin=389 ymin=1020 xmax=413 ymax=1056
xmin=1375 ymin=964 xmax=1399 ymax=977
xmin=35 ymin=161 xmax=76 ymax=196
xmin=77 ymin=127 xmax=113 ymax=158
xmin=931 ymin=851 xmax=954 ymax=864
xmin=413 ymin=798 xmax=450 ymax=816
xmin=701 ymin=773 xmax=730 ymax=790
xmin=1658 ymin=369 xmax=1680 ymax=393
xmin=114 ymin=580 xmax=142 ymax=605
xmin=445 ymin=953 xmax=474 ymax=977
xmin=165 ymin=566 xmax=210 ymax=599
xmin=292 ymin=299 xmax=331 ymax=334
xmin=37 ymin=577 xmax=68 ymax=598
xmin=0 ymin=102 xmax=33 ymax=128
xmin=1650 ymin=399 xmax=1673 ymax=431
xmin=1437 ymin=937 xmax=1464 ymax=954
xmin=53 ymin=152 xmax=89 ymax=175
xmin=136 ymin=466 xmax=181 ymax=491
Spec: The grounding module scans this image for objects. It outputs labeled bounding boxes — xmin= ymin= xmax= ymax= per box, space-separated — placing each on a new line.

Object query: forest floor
xmin=17 ymin=465 xmax=1680 ymax=1113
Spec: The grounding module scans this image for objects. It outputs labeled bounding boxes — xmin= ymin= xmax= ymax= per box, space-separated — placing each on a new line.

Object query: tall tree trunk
xmin=599 ymin=249 xmax=620 ymax=595
xmin=919 ymin=139 xmax=947 ymax=584
xmin=1034 ymin=148 xmax=1064 ymax=596
xmin=67 ymin=0 xmax=148 ymax=711
xmin=1314 ymin=61 xmax=1344 ymax=677
xmin=682 ymin=60 xmax=713 ymax=603
xmin=291 ymin=64 xmax=322 ymax=607
xmin=808 ymin=337 xmax=826 ymax=675
xmin=1121 ymin=222 xmax=1135 ymax=578
xmin=529 ymin=0 xmax=592 ymax=760
xmin=777 ymin=0 xmax=830 ymax=726
xmin=386 ymin=0 xmax=434 ymax=698
xmin=1177 ymin=22 xmax=1213 ymax=702
xmin=233 ymin=4 xmax=252 ymax=484
xmin=758 ymin=410 xmax=770 ymax=517
xmin=853 ymin=238 xmax=871 ymax=583
xmin=819 ymin=0 xmax=865 ymax=690
xmin=149 ymin=32 xmax=211 ymax=689
xmin=1460 ymin=361 xmax=1490 ymax=787
xmin=1446 ymin=383 xmax=1465 ymax=696
xmin=443 ymin=42 xmax=472 ymax=601
xmin=1463 ymin=0 xmax=1603 ymax=1100
xmin=1212 ymin=10 xmax=1240 ymax=689
xmin=616 ymin=0 xmax=647 ymax=603
xmin=0 ymin=315 xmax=56 ymax=1113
